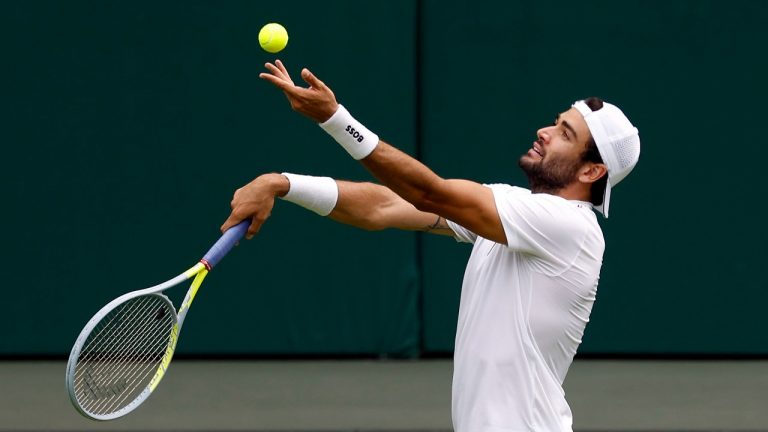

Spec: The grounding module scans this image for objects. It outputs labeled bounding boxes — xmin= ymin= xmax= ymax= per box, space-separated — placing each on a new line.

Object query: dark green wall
xmin=2 ymin=1 xmax=766 ymax=356
xmin=1 ymin=0 xmax=419 ymax=356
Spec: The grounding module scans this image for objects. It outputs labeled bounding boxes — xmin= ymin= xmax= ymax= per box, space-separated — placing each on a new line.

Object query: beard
xmin=518 ymin=152 xmax=581 ymax=193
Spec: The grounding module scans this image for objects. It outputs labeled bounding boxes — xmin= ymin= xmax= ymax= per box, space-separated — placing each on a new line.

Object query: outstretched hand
xmin=259 ymin=60 xmax=339 ymax=123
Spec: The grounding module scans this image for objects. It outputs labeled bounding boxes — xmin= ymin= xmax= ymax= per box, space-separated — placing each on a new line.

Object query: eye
xmin=562 ymin=129 xmax=570 ymax=140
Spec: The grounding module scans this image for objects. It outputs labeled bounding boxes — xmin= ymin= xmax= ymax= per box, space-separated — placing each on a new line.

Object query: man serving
xmin=221 ymin=60 xmax=640 ymax=432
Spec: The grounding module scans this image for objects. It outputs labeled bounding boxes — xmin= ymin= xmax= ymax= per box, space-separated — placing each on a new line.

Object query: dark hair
xmin=581 ymin=97 xmax=608 ymax=206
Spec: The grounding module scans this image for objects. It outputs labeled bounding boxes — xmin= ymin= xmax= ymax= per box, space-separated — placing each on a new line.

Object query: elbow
xmin=413 ymin=199 xmax=437 ymax=214
xmin=410 ymin=177 xmax=448 ymax=214
xmin=411 ymin=189 xmax=443 ymax=214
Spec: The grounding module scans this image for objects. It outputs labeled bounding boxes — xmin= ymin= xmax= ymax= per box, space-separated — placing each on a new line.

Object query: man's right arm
xmin=331 ymin=179 xmax=455 ymax=236
xmin=221 ymin=173 xmax=456 ymax=238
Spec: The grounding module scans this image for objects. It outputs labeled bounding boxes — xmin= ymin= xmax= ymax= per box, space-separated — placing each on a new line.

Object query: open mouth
xmin=531 ymin=141 xmax=544 ymax=157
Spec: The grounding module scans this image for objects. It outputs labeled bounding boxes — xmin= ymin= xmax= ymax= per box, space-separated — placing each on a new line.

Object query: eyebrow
xmin=556 ymin=114 xmax=578 ymax=141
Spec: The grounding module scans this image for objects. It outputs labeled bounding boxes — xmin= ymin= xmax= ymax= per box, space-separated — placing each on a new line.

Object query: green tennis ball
xmin=258 ymin=23 xmax=289 ymax=53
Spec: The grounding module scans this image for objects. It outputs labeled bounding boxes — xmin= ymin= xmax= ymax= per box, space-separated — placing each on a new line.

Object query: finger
xmin=260 ymin=73 xmax=315 ymax=103
xmin=265 ymin=62 xmax=292 ymax=83
xmin=275 ymin=59 xmax=293 ymax=81
xmin=220 ymin=213 xmax=243 ymax=233
xmin=264 ymin=62 xmax=286 ymax=79
xmin=259 ymin=72 xmax=302 ymax=95
xmin=245 ymin=216 xmax=261 ymax=240
xmin=301 ymin=68 xmax=326 ymax=90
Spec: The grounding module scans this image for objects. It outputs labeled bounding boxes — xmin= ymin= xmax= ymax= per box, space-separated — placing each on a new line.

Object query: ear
xmin=578 ymin=163 xmax=608 ymax=185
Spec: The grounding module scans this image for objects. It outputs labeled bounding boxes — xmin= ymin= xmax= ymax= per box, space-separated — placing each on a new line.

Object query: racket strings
xmin=78 ymin=299 xmax=166 ymax=380
xmin=76 ymin=297 xmax=165 ymax=388
xmin=76 ymin=297 xmax=166 ymax=413
xmin=77 ymin=296 xmax=158 ymax=372
xmin=79 ymin=313 xmax=170 ymax=414
xmin=77 ymin=297 xmax=173 ymax=415
xmin=73 ymin=295 xmax=176 ymax=416
xmin=85 ymin=318 xmax=173 ymax=415
xmin=77 ymin=297 xmax=172 ymax=413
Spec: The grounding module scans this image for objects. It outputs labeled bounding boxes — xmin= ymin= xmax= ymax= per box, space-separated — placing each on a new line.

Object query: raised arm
xmin=220 ymin=173 xmax=455 ymax=239
xmin=257 ymin=60 xmax=506 ymax=244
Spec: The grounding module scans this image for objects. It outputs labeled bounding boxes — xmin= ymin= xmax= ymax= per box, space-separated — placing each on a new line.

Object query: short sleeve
xmin=446 ymin=219 xmax=477 ymax=244
xmin=489 ymin=184 xmax=587 ymax=264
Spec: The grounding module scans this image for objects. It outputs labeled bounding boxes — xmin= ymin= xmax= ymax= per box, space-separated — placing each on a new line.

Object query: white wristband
xmin=280 ymin=173 xmax=339 ymax=216
xmin=319 ymin=104 xmax=379 ymax=160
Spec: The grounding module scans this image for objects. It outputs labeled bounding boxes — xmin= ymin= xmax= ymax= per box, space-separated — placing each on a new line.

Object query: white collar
xmin=571 ymin=199 xmax=593 ymax=210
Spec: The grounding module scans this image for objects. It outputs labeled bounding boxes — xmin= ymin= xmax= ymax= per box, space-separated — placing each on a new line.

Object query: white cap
xmin=572 ymin=100 xmax=640 ymax=217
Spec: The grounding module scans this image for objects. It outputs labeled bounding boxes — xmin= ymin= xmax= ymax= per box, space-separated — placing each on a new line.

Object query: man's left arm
xmin=360 ymin=142 xmax=506 ymax=244
xmin=259 ymin=60 xmax=507 ymax=245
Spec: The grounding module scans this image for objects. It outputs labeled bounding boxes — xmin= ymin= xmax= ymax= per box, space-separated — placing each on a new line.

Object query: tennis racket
xmin=65 ymin=220 xmax=250 ymax=421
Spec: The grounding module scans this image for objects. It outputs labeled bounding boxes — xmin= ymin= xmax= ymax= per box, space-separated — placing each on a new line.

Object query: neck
xmin=531 ymin=182 xmax=591 ymax=202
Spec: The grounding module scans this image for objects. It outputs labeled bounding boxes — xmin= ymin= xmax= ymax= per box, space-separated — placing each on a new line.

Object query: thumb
xmin=301 ymin=68 xmax=326 ymax=90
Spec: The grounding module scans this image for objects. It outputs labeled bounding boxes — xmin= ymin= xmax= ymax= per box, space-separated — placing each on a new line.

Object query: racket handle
xmin=201 ymin=220 xmax=250 ymax=269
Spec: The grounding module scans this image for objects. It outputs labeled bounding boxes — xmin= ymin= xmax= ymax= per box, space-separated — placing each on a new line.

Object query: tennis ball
xmin=258 ymin=23 xmax=289 ymax=53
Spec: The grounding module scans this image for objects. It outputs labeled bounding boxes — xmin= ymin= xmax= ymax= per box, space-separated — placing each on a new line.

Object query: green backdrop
xmin=2 ymin=0 xmax=766 ymax=356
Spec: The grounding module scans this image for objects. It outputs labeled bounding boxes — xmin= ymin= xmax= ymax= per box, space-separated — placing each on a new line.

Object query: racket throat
xmin=177 ymin=269 xmax=208 ymax=328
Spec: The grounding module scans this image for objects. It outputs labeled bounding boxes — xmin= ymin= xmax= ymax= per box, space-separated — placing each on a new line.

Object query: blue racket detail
xmin=201 ymin=219 xmax=250 ymax=268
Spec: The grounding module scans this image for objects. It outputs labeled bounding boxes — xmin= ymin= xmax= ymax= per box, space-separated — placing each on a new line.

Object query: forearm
xmin=317 ymin=106 xmax=446 ymax=213
xmin=360 ymin=141 xmax=446 ymax=214
xmin=329 ymin=181 xmax=437 ymax=231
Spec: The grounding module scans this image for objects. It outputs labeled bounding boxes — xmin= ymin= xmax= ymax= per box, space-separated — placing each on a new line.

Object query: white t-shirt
xmin=447 ymin=184 xmax=604 ymax=432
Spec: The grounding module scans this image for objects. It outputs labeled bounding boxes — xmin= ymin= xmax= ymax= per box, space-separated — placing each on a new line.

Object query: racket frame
xmin=65 ymin=263 xmax=206 ymax=420
xmin=65 ymin=220 xmax=248 ymax=421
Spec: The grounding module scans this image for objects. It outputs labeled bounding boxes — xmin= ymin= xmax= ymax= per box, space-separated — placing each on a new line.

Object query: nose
xmin=536 ymin=127 xmax=549 ymax=144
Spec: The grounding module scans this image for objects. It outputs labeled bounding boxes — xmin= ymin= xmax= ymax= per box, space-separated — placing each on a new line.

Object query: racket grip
xmin=201 ymin=220 xmax=250 ymax=269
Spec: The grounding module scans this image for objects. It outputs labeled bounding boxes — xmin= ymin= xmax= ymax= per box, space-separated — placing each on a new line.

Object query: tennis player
xmin=221 ymin=60 xmax=640 ymax=432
